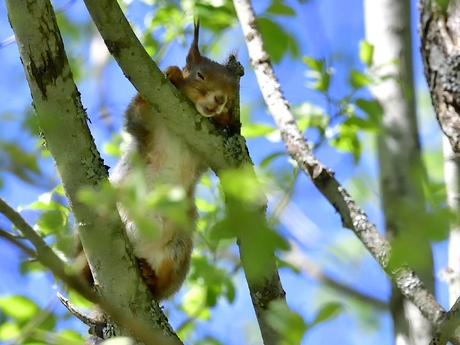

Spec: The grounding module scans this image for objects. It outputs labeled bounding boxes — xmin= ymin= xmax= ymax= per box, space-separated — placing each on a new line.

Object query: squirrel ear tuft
xmin=186 ymin=20 xmax=202 ymax=66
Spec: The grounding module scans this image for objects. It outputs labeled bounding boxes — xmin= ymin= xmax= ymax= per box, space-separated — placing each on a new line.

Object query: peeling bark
xmin=420 ymin=0 xmax=460 ymax=154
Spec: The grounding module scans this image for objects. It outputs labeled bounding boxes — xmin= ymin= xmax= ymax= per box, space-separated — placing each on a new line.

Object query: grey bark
xmin=80 ymin=1 xmax=287 ymax=344
xmin=232 ymin=0 xmax=460 ymax=343
xmin=7 ymin=0 xmax=286 ymax=343
xmin=420 ymin=0 xmax=460 ymax=154
xmin=364 ymin=0 xmax=434 ymax=343
xmin=420 ymin=0 xmax=460 ymax=342
xmin=443 ymin=136 xmax=460 ymax=307
xmin=5 ymin=0 xmax=182 ymax=344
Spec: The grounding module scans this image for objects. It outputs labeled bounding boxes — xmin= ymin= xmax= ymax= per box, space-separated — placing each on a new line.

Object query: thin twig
xmin=0 ymin=197 xmax=179 ymax=345
xmin=285 ymin=242 xmax=388 ymax=311
xmin=232 ymin=0 xmax=450 ymax=336
xmin=57 ymin=292 xmax=106 ymax=338
xmin=0 ymin=227 xmax=36 ymax=257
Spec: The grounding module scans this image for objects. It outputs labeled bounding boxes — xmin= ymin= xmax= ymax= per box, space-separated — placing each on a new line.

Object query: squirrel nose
xmin=214 ymin=95 xmax=225 ymax=105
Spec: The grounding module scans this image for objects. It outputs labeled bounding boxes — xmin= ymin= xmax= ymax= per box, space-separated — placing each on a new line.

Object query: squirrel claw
xmin=164 ymin=66 xmax=184 ymax=87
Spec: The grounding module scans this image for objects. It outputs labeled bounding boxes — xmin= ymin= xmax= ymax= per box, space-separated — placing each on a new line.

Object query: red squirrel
xmin=83 ymin=21 xmax=238 ymax=301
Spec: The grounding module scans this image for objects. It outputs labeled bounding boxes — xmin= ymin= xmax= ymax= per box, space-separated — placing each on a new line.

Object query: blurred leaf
xmin=219 ymin=168 xmax=289 ymax=281
xmin=0 ymin=142 xmax=42 ymax=184
xmin=103 ymin=133 xmax=123 ymax=158
xmin=259 ymin=18 xmax=298 ymax=63
xmin=311 ymin=302 xmax=344 ymax=326
xmin=20 ymin=191 xmax=69 ymax=214
xmin=241 ymin=123 xmax=276 ymax=138
xmin=182 ymin=285 xmax=211 ymax=320
xmin=343 ymin=116 xmax=378 ymax=132
xmin=331 ymin=129 xmax=361 ymax=164
xmin=196 ymin=198 xmax=218 ymax=213
xmin=194 ymin=2 xmax=236 ymax=30
xmin=141 ymin=31 xmax=159 ymax=57
xmin=302 ymin=56 xmax=325 ymax=72
xmin=0 ymin=322 xmax=20 ymax=341
xmin=0 ymin=295 xmax=39 ymax=322
xmin=260 ymin=151 xmax=287 ymax=169
xmin=293 ymin=102 xmax=329 ymax=133
xmin=355 ymin=98 xmax=383 ymax=127
xmin=209 ymin=218 xmax=235 ymax=241
xmin=267 ymin=300 xmax=307 ymax=344
xmin=359 ymin=40 xmax=374 ymax=67
xmin=276 ymin=258 xmax=301 ymax=274
xmin=435 ymin=0 xmax=450 ymax=12
xmin=35 ymin=210 xmax=66 ymax=236
xmin=20 ymin=260 xmax=45 ymax=276
xmin=266 ymin=0 xmax=296 ymax=16
xmin=189 ymin=255 xmax=236 ymax=305
xmin=349 ymin=69 xmax=372 ymax=89
xmin=303 ymin=57 xmax=331 ymax=92
xmin=423 ymin=207 xmax=450 ymax=242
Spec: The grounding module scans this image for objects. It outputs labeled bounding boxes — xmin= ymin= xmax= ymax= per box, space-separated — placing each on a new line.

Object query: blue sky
xmin=0 ymin=0 xmax=448 ymax=344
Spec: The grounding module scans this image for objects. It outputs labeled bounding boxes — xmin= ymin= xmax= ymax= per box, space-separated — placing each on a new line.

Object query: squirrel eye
xmin=197 ymin=72 xmax=205 ymax=80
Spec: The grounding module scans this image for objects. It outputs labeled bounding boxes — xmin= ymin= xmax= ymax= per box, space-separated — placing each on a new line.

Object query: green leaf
xmin=209 ymin=218 xmax=235 ymax=241
xmin=302 ymin=56 xmax=324 ymax=72
xmin=241 ymin=123 xmax=276 ymax=138
xmin=343 ymin=117 xmax=377 ymax=131
xmin=103 ymin=133 xmax=123 ymax=158
xmin=266 ymin=0 xmax=296 ymax=16
xmin=260 ymin=151 xmax=287 ymax=169
xmin=355 ymin=98 xmax=383 ymax=127
xmin=219 ymin=168 xmax=289 ymax=281
xmin=349 ymin=69 xmax=372 ymax=89
xmin=302 ymin=57 xmax=330 ymax=92
xmin=267 ymin=300 xmax=307 ymax=344
xmin=195 ymin=198 xmax=218 ymax=213
xmin=311 ymin=302 xmax=344 ymax=326
xmin=259 ymin=18 xmax=297 ymax=63
xmin=35 ymin=210 xmax=66 ymax=235
xmin=0 ymin=322 xmax=20 ymax=341
xmin=0 ymin=142 xmax=42 ymax=184
xmin=182 ymin=285 xmax=211 ymax=320
xmin=331 ymin=130 xmax=361 ymax=164
xmin=0 ymin=295 xmax=40 ymax=322
xmin=359 ymin=40 xmax=374 ymax=67
xmin=435 ymin=0 xmax=450 ymax=12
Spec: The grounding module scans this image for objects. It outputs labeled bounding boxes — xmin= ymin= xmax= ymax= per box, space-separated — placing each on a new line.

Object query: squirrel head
xmin=180 ymin=21 xmax=238 ymax=118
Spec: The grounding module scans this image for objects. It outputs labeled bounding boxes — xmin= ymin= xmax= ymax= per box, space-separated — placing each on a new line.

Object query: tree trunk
xmin=364 ymin=0 xmax=434 ymax=343
xmin=443 ymin=136 xmax=460 ymax=307
xmin=420 ymin=0 xmax=460 ymax=154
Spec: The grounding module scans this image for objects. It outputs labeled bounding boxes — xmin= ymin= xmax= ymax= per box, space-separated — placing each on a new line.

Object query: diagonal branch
xmin=5 ymin=0 xmax=180 ymax=343
xmin=0 ymin=197 xmax=178 ymax=345
xmin=232 ymin=0 xmax=459 ymax=342
xmin=0 ymin=227 xmax=36 ymax=257
xmin=81 ymin=1 xmax=286 ymax=344
xmin=420 ymin=0 xmax=460 ymax=154
xmin=285 ymin=242 xmax=388 ymax=311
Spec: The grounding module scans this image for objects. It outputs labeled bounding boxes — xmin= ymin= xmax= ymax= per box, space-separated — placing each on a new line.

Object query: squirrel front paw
xmin=164 ymin=66 xmax=184 ymax=88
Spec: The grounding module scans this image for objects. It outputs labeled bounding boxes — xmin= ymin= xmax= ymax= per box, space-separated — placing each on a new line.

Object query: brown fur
xmin=82 ymin=21 xmax=238 ymax=301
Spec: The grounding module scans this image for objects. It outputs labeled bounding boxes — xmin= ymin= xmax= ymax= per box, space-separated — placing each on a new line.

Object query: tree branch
xmin=0 ymin=198 xmax=179 ymax=344
xmin=365 ymin=0 xmax=434 ymax=342
xmin=81 ymin=1 xmax=286 ymax=344
xmin=0 ymin=197 xmax=182 ymax=344
xmin=0 ymin=227 xmax=36 ymax=257
xmin=5 ymin=0 xmax=181 ymax=343
xmin=232 ymin=0 xmax=458 ymax=342
xmin=285 ymin=242 xmax=388 ymax=311
xmin=420 ymin=0 xmax=460 ymax=154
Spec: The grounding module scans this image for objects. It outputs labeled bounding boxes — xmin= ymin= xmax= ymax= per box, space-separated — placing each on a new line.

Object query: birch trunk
xmin=364 ymin=1 xmax=434 ymax=343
